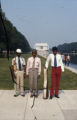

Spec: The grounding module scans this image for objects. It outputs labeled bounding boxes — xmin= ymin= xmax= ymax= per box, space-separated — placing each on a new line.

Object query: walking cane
xmin=43 ymin=68 xmax=49 ymax=99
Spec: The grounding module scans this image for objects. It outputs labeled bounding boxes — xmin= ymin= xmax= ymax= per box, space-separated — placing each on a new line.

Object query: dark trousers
xmin=50 ymin=67 xmax=61 ymax=96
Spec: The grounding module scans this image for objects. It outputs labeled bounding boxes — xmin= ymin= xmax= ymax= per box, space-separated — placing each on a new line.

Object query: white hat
xmin=16 ymin=49 xmax=22 ymax=53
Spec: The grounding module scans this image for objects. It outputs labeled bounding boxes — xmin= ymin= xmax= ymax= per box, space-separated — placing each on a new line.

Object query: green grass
xmin=0 ymin=54 xmax=77 ymax=90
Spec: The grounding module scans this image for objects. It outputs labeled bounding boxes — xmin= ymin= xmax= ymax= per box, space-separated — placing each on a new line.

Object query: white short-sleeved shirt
xmin=12 ymin=56 xmax=26 ymax=70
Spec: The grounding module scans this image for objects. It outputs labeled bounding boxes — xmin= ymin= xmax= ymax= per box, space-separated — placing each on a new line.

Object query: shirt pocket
xmin=21 ymin=60 xmax=24 ymax=66
xmin=36 ymin=61 xmax=39 ymax=67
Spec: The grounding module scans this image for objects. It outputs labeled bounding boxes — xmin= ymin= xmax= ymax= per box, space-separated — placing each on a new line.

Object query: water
xmin=70 ymin=55 xmax=77 ymax=65
xmin=69 ymin=64 xmax=77 ymax=69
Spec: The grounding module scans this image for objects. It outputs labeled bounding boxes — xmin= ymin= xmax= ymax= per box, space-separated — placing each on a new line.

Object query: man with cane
xmin=12 ymin=49 xmax=26 ymax=97
xmin=45 ymin=47 xmax=64 ymax=99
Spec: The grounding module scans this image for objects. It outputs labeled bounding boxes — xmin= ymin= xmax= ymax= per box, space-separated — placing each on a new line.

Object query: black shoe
xmin=50 ymin=96 xmax=53 ymax=99
xmin=30 ymin=94 xmax=33 ymax=98
xmin=14 ymin=94 xmax=18 ymax=97
xmin=55 ymin=95 xmax=60 ymax=98
xmin=34 ymin=94 xmax=38 ymax=98
xmin=21 ymin=94 xmax=25 ymax=97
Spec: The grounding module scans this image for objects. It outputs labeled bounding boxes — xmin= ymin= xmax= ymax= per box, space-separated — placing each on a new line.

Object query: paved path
xmin=65 ymin=66 xmax=77 ymax=74
xmin=0 ymin=90 xmax=77 ymax=120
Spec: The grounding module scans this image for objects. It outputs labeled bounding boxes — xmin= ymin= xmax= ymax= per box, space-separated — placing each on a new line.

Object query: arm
xmin=11 ymin=59 xmax=16 ymax=79
xmin=60 ymin=56 xmax=64 ymax=72
xmin=9 ymin=66 xmax=15 ymax=83
xmin=23 ymin=65 xmax=26 ymax=72
xmin=38 ymin=58 xmax=41 ymax=76
xmin=23 ymin=58 xmax=26 ymax=73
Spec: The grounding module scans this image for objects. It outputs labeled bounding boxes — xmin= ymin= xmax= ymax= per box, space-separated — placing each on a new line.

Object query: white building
xmin=34 ymin=43 xmax=49 ymax=58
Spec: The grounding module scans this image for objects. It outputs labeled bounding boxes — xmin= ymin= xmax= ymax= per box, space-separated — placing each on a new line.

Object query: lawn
xmin=0 ymin=54 xmax=77 ymax=90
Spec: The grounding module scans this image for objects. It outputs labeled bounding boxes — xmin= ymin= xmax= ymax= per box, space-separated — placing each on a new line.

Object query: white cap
xmin=16 ymin=49 xmax=22 ymax=53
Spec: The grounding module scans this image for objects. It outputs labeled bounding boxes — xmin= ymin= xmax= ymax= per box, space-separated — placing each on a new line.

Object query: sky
xmin=1 ymin=0 xmax=77 ymax=48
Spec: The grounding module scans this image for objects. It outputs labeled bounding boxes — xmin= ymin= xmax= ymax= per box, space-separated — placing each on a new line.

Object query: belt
xmin=52 ymin=66 xmax=61 ymax=68
xmin=15 ymin=69 xmax=24 ymax=71
xmin=30 ymin=68 xmax=38 ymax=69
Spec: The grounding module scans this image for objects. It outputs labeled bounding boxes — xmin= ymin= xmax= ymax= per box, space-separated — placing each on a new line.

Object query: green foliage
xmin=58 ymin=42 xmax=77 ymax=53
xmin=0 ymin=9 xmax=31 ymax=52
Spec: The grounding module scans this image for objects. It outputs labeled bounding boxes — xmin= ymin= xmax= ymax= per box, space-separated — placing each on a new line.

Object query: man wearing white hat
xmin=12 ymin=49 xmax=26 ymax=97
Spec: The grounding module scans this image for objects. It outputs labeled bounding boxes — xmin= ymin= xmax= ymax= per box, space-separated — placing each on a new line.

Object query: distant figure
xmin=66 ymin=54 xmax=71 ymax=66
xmin=64 ymin=55 xmax=67 ymax=65
xmin=45 ymin=47 xmax=64 ymax=99
xmin=12 ymin=49 xmax=26 ymax=97
xmin=26 ymin=49 xmax=41 ymax=97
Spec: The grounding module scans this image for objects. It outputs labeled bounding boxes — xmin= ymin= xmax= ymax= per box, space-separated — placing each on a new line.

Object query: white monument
xmin=34 ymin=43 xmax=49 ymax=58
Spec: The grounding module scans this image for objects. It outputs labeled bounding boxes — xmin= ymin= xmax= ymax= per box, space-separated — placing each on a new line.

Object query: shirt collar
xmin=32 ymin=56 xmax=36 ymax=59
xmin=53 ymin=54 xmax=57 ymax=56
xmin=16 ymin=56 xmax=21 ymax=58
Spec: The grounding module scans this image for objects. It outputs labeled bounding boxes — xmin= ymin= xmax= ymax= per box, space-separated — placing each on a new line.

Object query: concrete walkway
xmin=65 ymin=66 xmax=77 ymax=74
xmin=0 ymin=90 xmax=77 ymax=120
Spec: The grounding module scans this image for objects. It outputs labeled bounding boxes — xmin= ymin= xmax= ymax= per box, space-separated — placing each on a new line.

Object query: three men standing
xmin=12 ymin=49 xmax=26 ymax=97
xmin=45 ymin=47 xmax=64 ymax=99
xmin=12 ymin=47 xmax=64 ymax=99
xmin=26 ymin=49 xmax=41 ymax=97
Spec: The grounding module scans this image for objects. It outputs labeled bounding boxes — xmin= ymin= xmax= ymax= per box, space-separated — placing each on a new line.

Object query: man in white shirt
xmin=26 ymin=49 xmax=41 ymax=97
xmin=12 ymin=49 xmax=26 ymax=97
xmin=45 ymin=47 xmax=64 ymax=99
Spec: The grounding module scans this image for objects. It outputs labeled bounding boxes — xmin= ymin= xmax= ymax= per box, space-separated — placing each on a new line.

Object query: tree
xmin=0 ymin=9 xmax=31 ymax=52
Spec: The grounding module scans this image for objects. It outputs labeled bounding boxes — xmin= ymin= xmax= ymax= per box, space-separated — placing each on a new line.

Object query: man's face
xmin=53 ymin=50 xmax=57 ymax=55
xmin=17 ymin=53 xmax=21 ymax=57
xmin=32 ymin=51 xmax=37 ymax=58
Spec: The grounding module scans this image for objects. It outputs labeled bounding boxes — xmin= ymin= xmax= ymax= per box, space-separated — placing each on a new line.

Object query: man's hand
xmin=62 ymin=72 xmax=65 ymax=74
xmin=44 ymin=67 xmax=48 ymax=72
xmin=38 ymin=75 xmax=40 ymax=79
xmin=45 ymin=67 xmax=47 ymax=69
xmin=13 ymin=73 xmax=16 ymax=79
xmin=26 ymin=75 xmax=29 ymax=78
